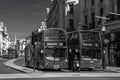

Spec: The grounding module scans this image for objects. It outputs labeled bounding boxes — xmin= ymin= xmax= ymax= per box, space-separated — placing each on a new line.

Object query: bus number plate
xmin=53 ymin=65 xmax=59 ymax=69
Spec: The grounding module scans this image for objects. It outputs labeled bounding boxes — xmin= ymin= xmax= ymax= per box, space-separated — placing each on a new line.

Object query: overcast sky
xmin=0 ymin=0 xmax=50 ymax=39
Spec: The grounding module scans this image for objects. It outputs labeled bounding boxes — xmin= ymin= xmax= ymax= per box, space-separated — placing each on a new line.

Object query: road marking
xmin=0 ymin=73 xmax=120 ymax=79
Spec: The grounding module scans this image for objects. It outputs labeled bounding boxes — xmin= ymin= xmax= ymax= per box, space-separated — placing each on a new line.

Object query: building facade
xmin=46 ymin=0 xmax=66 ymax=29
xmin=104 ymin=0 xmax=120 ymax=66
xmin=0 ymin=22 xmax=10 ymax=56
xmin=17 ymin=39 xmax=26 ymax=56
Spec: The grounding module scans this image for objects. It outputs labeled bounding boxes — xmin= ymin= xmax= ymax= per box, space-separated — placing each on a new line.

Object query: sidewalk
xmin=105 ymin=66 xmax=120 ymax=73
xmin=3 ymin=57 xmax=42 ymax=73
xmin=3 ymin=57 xmax=120 ymax=73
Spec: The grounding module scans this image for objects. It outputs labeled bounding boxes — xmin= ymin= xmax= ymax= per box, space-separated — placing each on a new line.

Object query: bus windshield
xmin=81 ymin=32 xmax=100 ymax=41
xmin=45 ymin=48 xmax=66 ymax=61
xmin=82 ymin=49 xmax=101 ymax=60
xmin=45 ymin=29 xmax=65 ymax=40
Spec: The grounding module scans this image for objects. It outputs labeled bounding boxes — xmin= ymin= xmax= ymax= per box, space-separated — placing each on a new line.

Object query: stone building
xmin=46 ymin=0 xmax=66 ymax=29
xmin=0 ymin=22 xmax=10 ymax=56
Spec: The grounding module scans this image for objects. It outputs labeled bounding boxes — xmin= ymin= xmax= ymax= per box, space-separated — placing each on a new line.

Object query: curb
xmin=104 ymin=69 xmax=120 ymax=73
xmin=3 ymin=58 xmax=43 ymax=73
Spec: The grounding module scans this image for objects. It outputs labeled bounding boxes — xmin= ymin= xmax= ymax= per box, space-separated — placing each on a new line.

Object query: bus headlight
xmin=41 ymin=50 xmax=43 ymax=53
xmin=65 ymin=59 xmax=68 ymax=62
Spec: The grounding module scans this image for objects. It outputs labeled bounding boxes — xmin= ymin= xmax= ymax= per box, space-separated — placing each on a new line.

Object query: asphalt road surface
xmin=0 ymin=77 xmax=120 ymax=80
xmin=0 ymin=58 xmax=22 ymax=74
xmin=1 ymin=58 xmax=120 ymax=80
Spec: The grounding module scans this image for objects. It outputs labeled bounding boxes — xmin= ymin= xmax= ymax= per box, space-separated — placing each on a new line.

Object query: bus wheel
xmin=89 ymin=68 xmax=93 ymax=71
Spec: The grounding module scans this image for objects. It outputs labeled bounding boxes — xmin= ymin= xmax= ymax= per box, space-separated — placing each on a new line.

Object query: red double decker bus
xmin=67 ymin=30 xmax=102 ymax=71
xmin=25 ymin=28 xmax=68 ymax=70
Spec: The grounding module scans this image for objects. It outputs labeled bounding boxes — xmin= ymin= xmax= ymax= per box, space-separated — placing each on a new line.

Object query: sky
xmin=0 ymin=0 xmax=50 ymax=40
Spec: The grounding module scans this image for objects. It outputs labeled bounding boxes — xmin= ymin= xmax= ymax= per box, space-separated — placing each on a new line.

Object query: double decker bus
xmin=25 ymin=28 xmax=68 ymax=70
xmin=67 ymin=30 xmax=102 ymax=71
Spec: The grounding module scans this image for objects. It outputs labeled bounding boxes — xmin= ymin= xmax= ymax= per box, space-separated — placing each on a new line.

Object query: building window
xmin=69 ymin=19 xmax=74 ymax=29
xmin=100 ymin=0 xmax=103 ymax=2
xmin=83 ymin=15 xmax=88 ymax=30
xmin=67 ymin=19 xmax=74 ymax=31
xmin=98 ymin=8 xmax=103 ymax=24
xmin=100 ymin=8 xmax=103 ymax=16
xmin=117 ymin=0 xmax=120 ymax=14
xmin=91 ymin=0 xmax=94 ymax=6
xmin=69 ymin=3 xmax=74 ymax=14
xmin=85 ymin=15 xmax=88 ymax=25
xmin=90 ymin=12 xmax=95 ymax=29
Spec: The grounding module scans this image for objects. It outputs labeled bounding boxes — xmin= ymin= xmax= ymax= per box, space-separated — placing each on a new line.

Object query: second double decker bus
xmin=25 ymin=28 xmax=68 ymax=70
xmin=67 ymin=30 xmax=102 ymax=71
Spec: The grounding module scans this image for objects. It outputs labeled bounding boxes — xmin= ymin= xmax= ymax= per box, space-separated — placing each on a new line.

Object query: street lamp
xmin=95 ymin=16 xmax=109 ymax=70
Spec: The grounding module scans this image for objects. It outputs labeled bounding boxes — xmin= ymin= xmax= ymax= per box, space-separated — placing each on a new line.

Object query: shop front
xmin=107 ymin=31 xmax=120 ymax=66
xmin=105 ymin=20 xmax=120 ymax=67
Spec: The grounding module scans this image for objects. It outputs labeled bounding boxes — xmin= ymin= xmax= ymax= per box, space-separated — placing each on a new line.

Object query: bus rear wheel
xmin=88 ymin=68 xmax=93 ymax=71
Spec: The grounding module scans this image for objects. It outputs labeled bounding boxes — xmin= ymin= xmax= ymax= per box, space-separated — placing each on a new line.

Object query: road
xmin=0 ymin=77 xmax=120 ymax=80
xmin=0 ymin=58 xmax=120 ymax=80
xmin=0 ymin=72 xmax=120 ymax=80
xmin=0 ymin=58 xmax=22 ymax=74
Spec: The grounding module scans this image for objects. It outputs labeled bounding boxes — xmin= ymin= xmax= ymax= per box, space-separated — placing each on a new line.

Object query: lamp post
xmin=95 ymin=16 xmax=109 ymax=70
xmin=101 ymin=25 xmax=106 ymax=70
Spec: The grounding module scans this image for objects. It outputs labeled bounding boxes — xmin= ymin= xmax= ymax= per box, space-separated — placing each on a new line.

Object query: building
xmin=0 ymin=22 xmax=10 ymax=56
xmin=46 ymin=0 xmax=120 ymax=31
xmin=65 ymin=0 xmax=120 ymax=67
xmin=46 ymin=0 xmax=66 ymax=29
xmin=17 ymin=39 xmax=26 ymax=57
xmin=105 ymin=0 xmax=120 ymax=67
xmin=65 ymin=0 xmax=80 ymax=31
xmin=46 ymin=0 xmax=120 ymax=66
xmin=9 ymin=38 xmax=26 ymax=57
